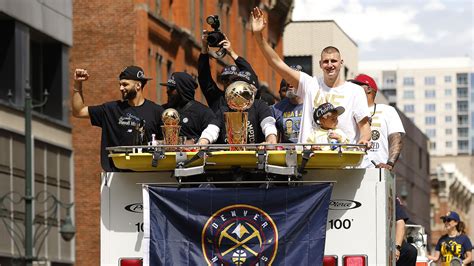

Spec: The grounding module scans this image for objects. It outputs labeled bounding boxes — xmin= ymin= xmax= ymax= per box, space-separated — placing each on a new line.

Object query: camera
xmin=206 ymin=15 xmax=225 ymax=47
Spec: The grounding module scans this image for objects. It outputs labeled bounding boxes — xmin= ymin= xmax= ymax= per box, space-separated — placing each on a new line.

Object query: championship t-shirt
xmin=435 ymin=234 xmax=472 ymax=263
xmin=296 ymin=72 xmax=369 ymax=144
xmin=360 ymin=104 xmax=405 ymax=168
xmin=89 ymin=99 xmax=164 ymax=171
xmin=271 ymin=98 xmax=303 ymax=143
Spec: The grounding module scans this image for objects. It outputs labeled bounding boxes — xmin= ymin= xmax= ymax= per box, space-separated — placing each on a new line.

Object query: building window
xmin=425 ymin=90 xmax=436 ymax=98
xmin=457 ymin=87 xmax=468 ymax=98
xmin=457 ymin=101 xmax=468 ymax=112
xmin=458 ymin=128 xmax=469 ymax=137
xmin=458 ymin=115 xmax=468 ymax=125
xmin=426 ymin=129 xmax=436 ymax=138
xmin=445 ymin=103 xmax=452 ymax=110
xmin=446 ymin=141 xmax=452 ymax=148
xmin=425 ymin=104 xmax=436 ymax=112
xmin=458 ymin=140 xmax=468 ymax=151
xmin=284 ymin=56 xmax=313 ymax=77
xmin=425 ymin=116 xmax=436 ymax=125
xmin=408 ymin=117 xmax=415 ymax=122
xmin=444 ymin=89 xmax=452 ymax=96
xmin=445 ymin=116 xmax=452 ymax=122
xmin=385 ymin=77 xmax=396 ymax=87
xmin=445 ymin=75 xmax=451 ymax=83
xmin=425 ymin=76 xmax=436 ymax=85
xmin=429 ymin=141 xmax=436 ymax=150
xmin=403 ymin=77 xmax=414 ymax=86
xmin=446 ymin=128 xmax=452 ymax=135
xmin=457 ymin=73 xmax=468 ymax=85
xmin=403 ymin=90 xmax=415 ymax=99
xmin=403 ymin=104 xmax=415 ymax=113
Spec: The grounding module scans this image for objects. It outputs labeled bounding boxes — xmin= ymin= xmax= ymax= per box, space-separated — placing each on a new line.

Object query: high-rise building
xmin=360 ymin=58 xmax=473 ymax=156
xmin=0 ymin=1 xmax=74 ymax=265
xmin=71 ymin=1 xmax=293 ymax=265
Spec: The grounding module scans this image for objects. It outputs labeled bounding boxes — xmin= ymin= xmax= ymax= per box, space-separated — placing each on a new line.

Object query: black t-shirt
xmin=89 ymin=99 xmax=164 ymax=171
xmin=215 ymin=99 xmax=273 ymax=144
xmin=177 ymin=100 xmax=218 ymax=141
xmin=395 ymin=197 xmax=409 ymax=222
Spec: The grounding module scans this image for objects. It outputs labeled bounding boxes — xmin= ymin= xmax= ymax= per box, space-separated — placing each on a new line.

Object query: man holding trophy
xmin=160 ymin=72 xmax=220 ymax=146
xmin=214 ymin=71 xmax=278 ymax=148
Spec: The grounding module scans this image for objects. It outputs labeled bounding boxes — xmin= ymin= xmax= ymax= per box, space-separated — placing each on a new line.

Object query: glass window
xmin=457 ymin=87 xmax=468 ymax=98
xmin=458 ymin=140 xmax=468 ymax=151
xmin=445 ymin=116 xmax=452 ymax=122
xmin=429 ymin=142 xmax=436 ymax=150
xmin=446 ymin=128 xmax=452 ymax=135
xmin=445 ymin=103 xmax=452 ymax=110
xmin=458 ymin=101 xmax=468 ymax=112
xmin=425 ymin=116 xmax=436 ymax=125
xmin=425 ymin=104 xmax=436 ymax=112
xmin=458 ymin=115 xmax=468 ymax=125
xmin=426 ymin=129 xmax=436 ymax=138
xmin=444 ymin=89 xmax=452 ymax=96
xmin=457 ymin=73 xmax=468 ymax=85
xmin=408 ymin=117 xmax=415 ymax=122
xmin=403 ymin=77 xmax=414 ymax=86
xmin=403 ymin=90 xmax=415 ymax=99
xmin=425 ymin=76 xmax=436 ymax=85
xmin=403 ymin=104 xmax=415 ymax=113
xmin=458 ymin=128 xmax=469 ymax=137
xmin=444 ymin=76 xmax=451 ymax=83
xmin=446 ymin=141 xmax=452 ymax=148
xmin=425 ymin=90 xmax=436 ymax=98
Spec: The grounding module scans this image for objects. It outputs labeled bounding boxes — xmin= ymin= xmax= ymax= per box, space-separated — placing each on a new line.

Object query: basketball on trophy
xmin=161 ymin=108 xmax=180 ymax=125
xmin=225 ymin=81 xmax=256 ymax=111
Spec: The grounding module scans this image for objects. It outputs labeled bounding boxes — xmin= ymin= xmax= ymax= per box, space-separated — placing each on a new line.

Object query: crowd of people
xmin=71 ymin=6 xmax=472 ymax=265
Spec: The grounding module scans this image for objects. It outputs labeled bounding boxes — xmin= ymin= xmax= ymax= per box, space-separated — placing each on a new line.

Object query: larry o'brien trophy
xmin=161 ymin=108 xmax=180 ymax=147
xmin=224 ymin=80 xmax=256 ymax=151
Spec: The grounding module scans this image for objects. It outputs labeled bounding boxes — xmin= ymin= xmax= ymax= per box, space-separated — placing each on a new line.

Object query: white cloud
xmin=423 ymin=0 xmax=446 ymax=11
xmin=292 ymin=0 xmax=428 ymax=44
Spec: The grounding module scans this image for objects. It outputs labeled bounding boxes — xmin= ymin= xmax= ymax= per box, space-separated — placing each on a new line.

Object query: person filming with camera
xmin=198 ymin=15 xmax=260 ymax=114
xmin=428 ymin=211 xmax=472 ymax=265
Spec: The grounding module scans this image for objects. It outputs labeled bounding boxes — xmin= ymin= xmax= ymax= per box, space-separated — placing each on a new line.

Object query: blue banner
xmin=143 ymin=184 xmax=333 ymax=266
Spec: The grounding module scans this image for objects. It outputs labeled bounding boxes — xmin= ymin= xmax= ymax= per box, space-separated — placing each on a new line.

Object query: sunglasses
xmin=443 ymin=218 xmax=454 ymax=223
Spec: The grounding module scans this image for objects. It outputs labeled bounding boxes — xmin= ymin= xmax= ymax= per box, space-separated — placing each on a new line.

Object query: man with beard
xmin=72 ymin=66 xmax=164 ymax=171
xmin=160 ymin=72 xmax=220 ymax=145
xmin=271 ymin=65 xmax=304 ymax=143
xmin=251 ymin=7 xmax=371 ymax=147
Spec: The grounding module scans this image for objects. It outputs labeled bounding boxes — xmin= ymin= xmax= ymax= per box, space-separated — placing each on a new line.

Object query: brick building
xmin=71 ymin=0 xmax=293 ymax=264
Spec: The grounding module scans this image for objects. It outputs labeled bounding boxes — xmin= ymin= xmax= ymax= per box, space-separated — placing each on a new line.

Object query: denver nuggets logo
xmin=201 ymin=204 xmax=278 ymax=265
xmin=371 ymin=130 xmax=380 ymax=140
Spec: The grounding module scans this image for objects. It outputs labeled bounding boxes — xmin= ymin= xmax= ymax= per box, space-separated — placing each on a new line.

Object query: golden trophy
xmin=161 ymin=108 xmax=180 ymax=146
xmin=224 ymin=80 xmax=256 ymax=151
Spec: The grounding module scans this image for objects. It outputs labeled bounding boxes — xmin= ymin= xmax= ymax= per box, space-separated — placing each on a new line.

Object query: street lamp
xmin=1 ymin=81 xmax=75 ymax=265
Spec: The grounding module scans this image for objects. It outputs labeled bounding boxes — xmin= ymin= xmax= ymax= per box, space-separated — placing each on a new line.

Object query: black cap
xmin=230 ymin=71 xmax=258 ymax=87
xmin=221 ymin=65 xmax=239 ymax=77
xmin=159 ymin=75 xmax=177 ymax=87
xmin=313 ymin=102 xmax=345 ymax=123
xmin=119 ymin=66 xmax=152 ymax=81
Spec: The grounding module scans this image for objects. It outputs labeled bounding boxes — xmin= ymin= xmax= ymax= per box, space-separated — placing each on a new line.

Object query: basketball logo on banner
xmin=201 ymin=204 xmax=278 ymax=265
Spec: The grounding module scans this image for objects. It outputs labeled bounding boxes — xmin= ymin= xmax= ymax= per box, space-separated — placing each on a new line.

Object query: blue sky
xmin=293 ymin=0 xmax=473 ymax=60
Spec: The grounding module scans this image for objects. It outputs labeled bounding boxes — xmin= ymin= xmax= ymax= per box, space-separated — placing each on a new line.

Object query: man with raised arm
xmin=72 ymin=66 xmax=164 ymax=171
xmin=251 ymin=7 xmax=371 ymax=146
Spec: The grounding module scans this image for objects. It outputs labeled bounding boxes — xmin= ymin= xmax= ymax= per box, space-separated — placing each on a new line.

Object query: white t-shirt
xmin=296 ymin=72 xmax=370 ymax=144
xmin=360 ymin=103 xmax=405 ymax=168
xmin=306 ymin=127 xmax=348 ymax=151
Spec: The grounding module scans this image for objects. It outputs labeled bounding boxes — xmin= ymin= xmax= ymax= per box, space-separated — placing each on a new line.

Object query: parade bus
xmin=99 ymin=143 xmax=426 ymax=266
